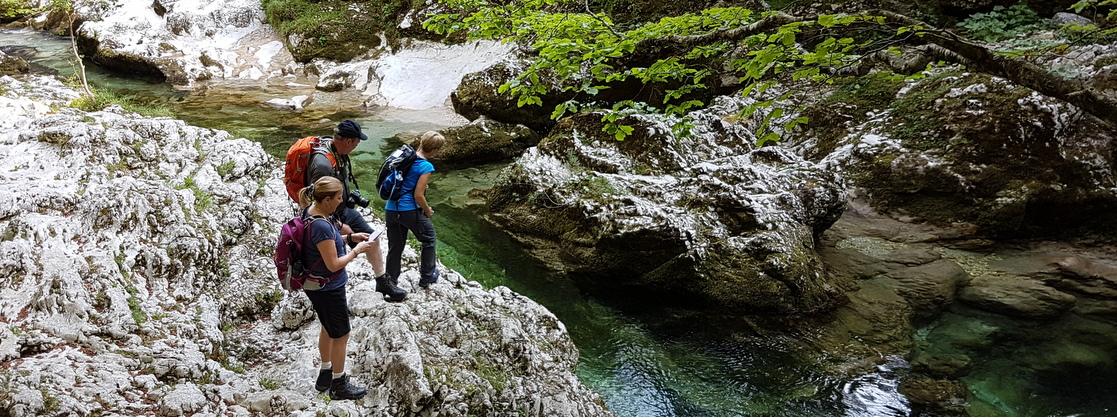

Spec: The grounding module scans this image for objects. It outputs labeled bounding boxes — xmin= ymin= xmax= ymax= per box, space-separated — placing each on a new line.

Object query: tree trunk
xmin=628 ymin=10 xmax=1117 ymax=127
xmin=67 ymin=13 xmax=93 ymax=97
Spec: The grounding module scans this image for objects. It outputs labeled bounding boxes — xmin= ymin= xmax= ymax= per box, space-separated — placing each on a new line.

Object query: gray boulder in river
xmin=484 ymin=96 xmax=849 ymax=314
xmin=0 ymin=75 xmax=608 ymax=416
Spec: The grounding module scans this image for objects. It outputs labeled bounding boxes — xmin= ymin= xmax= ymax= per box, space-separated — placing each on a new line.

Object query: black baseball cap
xmin=335 ymin=119 xmax=368 ymax=141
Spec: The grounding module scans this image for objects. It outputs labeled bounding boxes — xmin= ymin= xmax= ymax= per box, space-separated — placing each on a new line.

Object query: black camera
xmin=346 ymin=191 xmax=370 ymax=208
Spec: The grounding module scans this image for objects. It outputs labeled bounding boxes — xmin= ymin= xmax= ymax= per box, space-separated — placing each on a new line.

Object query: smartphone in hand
xmin=369 ymin=227 xmax=386 ymax=241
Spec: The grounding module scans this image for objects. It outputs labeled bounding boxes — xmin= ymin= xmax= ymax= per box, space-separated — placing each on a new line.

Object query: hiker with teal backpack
xmin=379 ymin=131 xmax=446 ymax=290
xmin=297 ymin=176 xmax=370 ymax=400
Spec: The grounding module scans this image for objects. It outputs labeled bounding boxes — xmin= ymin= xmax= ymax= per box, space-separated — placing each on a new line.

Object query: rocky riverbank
xmin=4 ymin=0 xmax=512 ymax=113
xmin=0 ymin=74 xmax=608 ymax=416
xmin=436 ymin=7 xmax=1117 ymax=413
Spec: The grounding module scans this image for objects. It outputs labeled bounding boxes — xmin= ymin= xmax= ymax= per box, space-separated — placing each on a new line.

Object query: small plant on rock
xmin=958 ymin=4 xmax=1051 ymax=42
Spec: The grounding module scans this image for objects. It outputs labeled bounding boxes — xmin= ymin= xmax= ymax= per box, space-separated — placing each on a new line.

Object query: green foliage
xmin=39 ymin=388 xmax=59 ymax=414
xmin=0 ymin=0 xmax=35 ymax=20
xmin=69 ymin=85 xmax=175 ymax=117
xmin=259 ymin=378 xmax=280 ymax=390
xmin=1072 ymin=0 xmax=1117 ymax=22
xmin=176 ymin=176 xmax=213 ymax=212
xmin=254 ymin=290 xmax=283 ymax=313
xmin=427 ymin=2 xmax=906 ymax=142
xmin=47 ymin=0 xmax=69 ymax=13
xmin=216 ymin=161 xmax=236 ymax=178
xmin=126 ymin=286 xmax=146 ymax=327
xmin=957 ymin=4 xmax=1051 ymax=42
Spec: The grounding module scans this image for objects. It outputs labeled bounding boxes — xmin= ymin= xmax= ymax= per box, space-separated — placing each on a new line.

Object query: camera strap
xmin=337 ymin=153 xmax=361 ymax=192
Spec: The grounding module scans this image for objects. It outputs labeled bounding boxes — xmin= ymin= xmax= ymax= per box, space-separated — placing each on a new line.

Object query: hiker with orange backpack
xmin=283 ymin=120 xmax=408 ymax=302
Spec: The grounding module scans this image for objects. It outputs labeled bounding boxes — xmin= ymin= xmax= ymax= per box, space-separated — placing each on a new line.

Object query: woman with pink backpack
xmin=296 ymin=176 xmax=372 ymax=400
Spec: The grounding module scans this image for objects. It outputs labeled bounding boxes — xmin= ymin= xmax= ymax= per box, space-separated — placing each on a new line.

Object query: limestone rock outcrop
xmin=0 ymin=75 xmax=608 ymax=416
xmin=485 ymin=96 xmax=849 ymax=313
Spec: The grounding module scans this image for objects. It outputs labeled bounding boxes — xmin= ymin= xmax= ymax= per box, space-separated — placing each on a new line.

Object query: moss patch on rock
xmin=0 ymin=0 xmax=35 ymax=23
xmin=842 ymin=69 xmax=1117 ymax=237
xmin=262 ymin=0 xmax=422 ymax=62
xmin=801 ymin=71 xmax=907 ymax=159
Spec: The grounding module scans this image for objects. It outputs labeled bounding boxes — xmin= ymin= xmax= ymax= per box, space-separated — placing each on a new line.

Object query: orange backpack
xmin=283 ymin=136 xmax=338 ymax=202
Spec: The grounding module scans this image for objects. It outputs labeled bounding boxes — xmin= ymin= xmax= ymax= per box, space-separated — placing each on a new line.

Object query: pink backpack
xmin=273 ymin=214 xmax=343 ymax=291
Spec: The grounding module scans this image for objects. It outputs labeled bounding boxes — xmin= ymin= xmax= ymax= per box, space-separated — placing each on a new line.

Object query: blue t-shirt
xmin=386 ymin=158 xmax=435 ymax=212
xmin=304 ymin=217 xmax=348 ymax=291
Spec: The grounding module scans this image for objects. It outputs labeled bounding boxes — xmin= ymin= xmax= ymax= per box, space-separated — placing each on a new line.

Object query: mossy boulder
xmin=814 ymin=69 xmax=1117 ymax=237
xmin=0 ymin=50 xmax=29 ymax=75
xmin=451 ymin=60 xmax=569 ymax=131
xmin=262 ymin=0 xmax=430 ymax=62
xmin=0 ymin=0 xmax=35 ymax=24
xmin=395 ymin=117 xmax=540 ymax=168
xmin=485 ymin=97 xmax=849 ymax=314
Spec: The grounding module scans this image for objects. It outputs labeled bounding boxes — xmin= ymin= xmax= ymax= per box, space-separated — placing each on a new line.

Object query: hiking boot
xmin=314 ymin=369 xmax=331 ymax=392
xmin=418 ymin=277 xmax=437 ymax=289
xmin=328 ymin=374 xmax=367 ymax=400
xmin=375 ymin=274 xmax=407 ymax=302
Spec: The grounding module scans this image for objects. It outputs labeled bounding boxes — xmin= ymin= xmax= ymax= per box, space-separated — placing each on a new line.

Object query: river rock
xmin=1052 ymin=12 xmax=1094 ymax=26
xmin=395 ymin=116 xmax=540 ymax=168
xmin=1052 ymin=256 xmax=1117 ymax=299
xmin=452 ymin=59 xmax=563 ymax=130
xmin=885 ymin=259 xmax=969 ymax=320
xmin=58 ymin=0 xmax=294 ymax=85
xmin=959 ymin=275 xmax=1077 ymax=318
xmin=0 ymin=75 xmax=608 ymax=416
xmin=899 ymin=375 xmax=968 ymax=416
xmin=0 ymin=50 xmax=29 ymax=76
xmin=486 ymin=96 xmax=848 ymax=313
xmin=264 ymin=94 xmax=312 ymax=110
xmin=815 ymin=69 xmax=1117 ymax=237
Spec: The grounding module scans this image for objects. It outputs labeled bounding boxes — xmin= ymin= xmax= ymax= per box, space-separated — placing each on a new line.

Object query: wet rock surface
xmin=819 ymin=200 xmax=1117 ymax=415
xmin=0 ymin=75 xmax=608 ymax=416
xmin=959 ymin=275 xmax=1076 ymax=319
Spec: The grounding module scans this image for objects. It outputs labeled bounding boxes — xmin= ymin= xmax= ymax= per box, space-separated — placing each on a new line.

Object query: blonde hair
xmin=415 ymin=131 xmax=446 ymax=154
xmin=298 ymin=176 xmax=343 ymax=209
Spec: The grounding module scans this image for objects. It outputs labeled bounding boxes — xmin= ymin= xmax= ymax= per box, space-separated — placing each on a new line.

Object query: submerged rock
xmin=959 ymin=275 xmax=1077 ymax=319
xmin=264 ymin=94 xmax=312 ymax=110
xmin=0 ymin=75 xmax=608 ymax=416
xmin=485 ymin=97 xmax=848 ymax=313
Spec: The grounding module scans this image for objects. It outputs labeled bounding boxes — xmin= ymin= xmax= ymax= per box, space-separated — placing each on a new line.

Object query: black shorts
xmin=304 ymin=287 xmax=350 ymax=338
xmin=337 ymin=207 xmax=372 ymax=248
